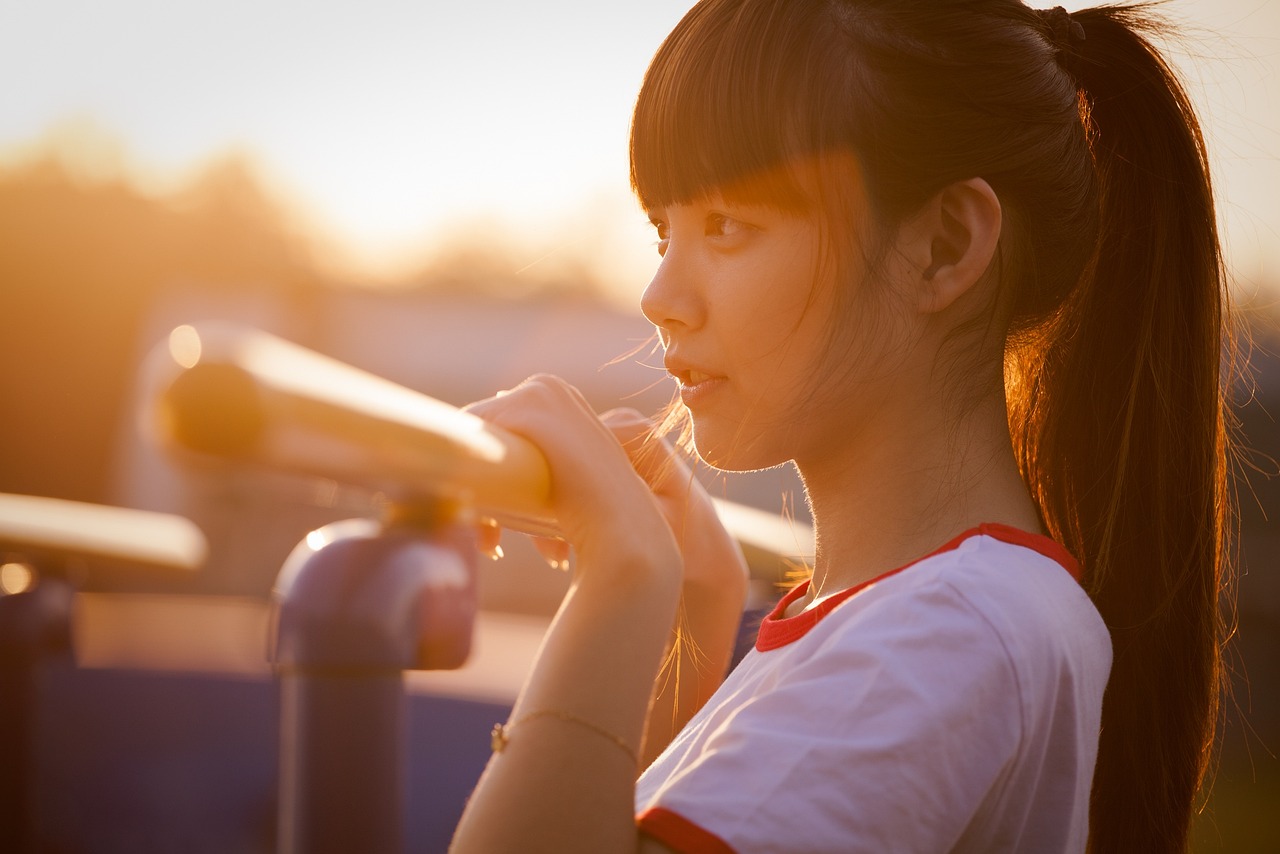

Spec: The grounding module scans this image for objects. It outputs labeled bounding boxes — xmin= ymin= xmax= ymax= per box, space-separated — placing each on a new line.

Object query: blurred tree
xmin=0 ymin=142 xmax=326 ymax=504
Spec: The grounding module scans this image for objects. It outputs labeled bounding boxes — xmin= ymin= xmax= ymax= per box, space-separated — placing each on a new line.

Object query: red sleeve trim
xmin=976 ymin=522 xmax=1081 ymax=581
xmin=637 ymin=806 xmax=736 ymax=854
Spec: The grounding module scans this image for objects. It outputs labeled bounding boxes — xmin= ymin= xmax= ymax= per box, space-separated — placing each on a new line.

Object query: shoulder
xmin=824 ymin=529 xmax=1108 ymax=655
xmin=781 ymin=530 xmax=1111 ymax=739
xmin=726 ymin=531 xmax=1107 ymax=751
xmin=902 ymin=530 xmax=1111 ymax=675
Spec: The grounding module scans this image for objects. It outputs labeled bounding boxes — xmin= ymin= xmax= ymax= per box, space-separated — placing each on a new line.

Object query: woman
xmin=451 ymin=1 xmax=1233 ymax=851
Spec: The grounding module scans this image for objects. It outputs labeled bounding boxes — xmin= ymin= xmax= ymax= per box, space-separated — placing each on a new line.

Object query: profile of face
xmin=641 ymin=177 xmax=913 ymax=474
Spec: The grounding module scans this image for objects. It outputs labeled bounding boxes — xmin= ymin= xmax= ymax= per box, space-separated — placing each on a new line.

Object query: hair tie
xmin=1042 ymin=6 xmax=1086 ymax=49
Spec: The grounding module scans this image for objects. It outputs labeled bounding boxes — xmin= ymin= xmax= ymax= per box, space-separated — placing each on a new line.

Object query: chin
xmin=690 ymin=424 xmax=792 ymax=474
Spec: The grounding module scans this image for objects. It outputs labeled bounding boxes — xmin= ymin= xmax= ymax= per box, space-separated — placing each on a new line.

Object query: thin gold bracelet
xmin=491 ymin=709 xmax=638 ymax=765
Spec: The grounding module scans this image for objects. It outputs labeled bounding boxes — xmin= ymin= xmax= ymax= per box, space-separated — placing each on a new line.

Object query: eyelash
xmin=650 ymin=218 xmax=670 ymax=255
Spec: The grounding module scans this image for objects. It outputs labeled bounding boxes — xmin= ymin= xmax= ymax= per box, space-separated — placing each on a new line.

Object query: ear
xmin=903 ymin=178 xmax=1002 ymax=314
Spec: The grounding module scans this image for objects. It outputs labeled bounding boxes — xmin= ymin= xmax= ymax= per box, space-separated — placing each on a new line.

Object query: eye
xmin=705 ymin=212 xmax=752 ymax=244
xmin=649 ymin=216 xmax=670 ymax=256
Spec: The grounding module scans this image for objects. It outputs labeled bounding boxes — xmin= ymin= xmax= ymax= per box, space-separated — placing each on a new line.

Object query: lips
xmin=664 ymin=357 xmax=727 ymax=408
xmin=672 ymin=368 xmax=717 ymax=387
xmin=664 ymin=358 xmax=722 ymax=388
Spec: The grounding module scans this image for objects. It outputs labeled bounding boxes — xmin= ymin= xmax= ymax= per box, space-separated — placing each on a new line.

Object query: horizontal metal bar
xmin=0 ymin=493 xmax=207 ymax=573
xmin=150 ymin=322 xmax=813 ymax=559
xmin=152 ymin=322 xmax=552 ymax=528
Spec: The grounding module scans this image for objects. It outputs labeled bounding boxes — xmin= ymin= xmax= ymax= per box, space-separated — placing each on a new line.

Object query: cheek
xmin=814 ymin=278 xmax=918 ymax=409
xmin=773 ymin=265 xmax=847 ymax=377
xmin=734 ymin=254 xmax=828 ymax=368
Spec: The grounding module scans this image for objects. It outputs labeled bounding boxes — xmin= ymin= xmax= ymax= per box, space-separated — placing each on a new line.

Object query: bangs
xmin=629 ymin=0 xmax=856 ymax=212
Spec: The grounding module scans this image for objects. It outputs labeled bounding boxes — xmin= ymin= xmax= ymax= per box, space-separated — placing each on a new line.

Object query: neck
xmin=796 ymin=376 xmax=1040 ymax=601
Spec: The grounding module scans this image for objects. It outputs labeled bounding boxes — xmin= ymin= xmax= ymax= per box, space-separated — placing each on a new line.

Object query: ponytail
xmin=1008 ymin=7 xmax=1233 ymax=851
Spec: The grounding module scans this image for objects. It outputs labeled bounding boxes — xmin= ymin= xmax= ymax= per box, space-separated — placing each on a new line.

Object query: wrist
xmin=573 ymin=528 xmax=683 ymax=603
xmin=676 ymin=506 xmax=750 ymax=598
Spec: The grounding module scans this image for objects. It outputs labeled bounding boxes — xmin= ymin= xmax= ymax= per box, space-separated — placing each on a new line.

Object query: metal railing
xmin=3 ymin=321 xmax=814 ymax=853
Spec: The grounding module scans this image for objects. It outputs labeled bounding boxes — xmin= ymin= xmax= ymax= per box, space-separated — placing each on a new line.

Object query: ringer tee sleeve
xmin=636 ymin=578 xmax=1027 ymax=854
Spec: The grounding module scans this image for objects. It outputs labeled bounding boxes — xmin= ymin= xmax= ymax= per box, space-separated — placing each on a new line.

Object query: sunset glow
xmin=1 ymin=0 xmax=1277 ymax=292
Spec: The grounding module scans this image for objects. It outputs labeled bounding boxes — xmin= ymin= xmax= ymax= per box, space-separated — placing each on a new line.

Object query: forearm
xmin=451 ymin=547 xmax=681 ymax=853
xmin=641 ymin=574 xmax=747 ymax=766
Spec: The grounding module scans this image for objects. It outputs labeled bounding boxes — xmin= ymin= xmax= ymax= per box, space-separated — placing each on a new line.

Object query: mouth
xmin=674 ymin=369 xmax=716 ymax=387
xmin=666 ymin=364 xmax=727 ymax=408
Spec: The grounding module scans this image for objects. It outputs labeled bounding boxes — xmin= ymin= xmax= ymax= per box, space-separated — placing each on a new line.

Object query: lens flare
xmin=0 ymin=562 xmax=35 ymax=595
xmin=169 ymin=324 xmax=203 ymax=369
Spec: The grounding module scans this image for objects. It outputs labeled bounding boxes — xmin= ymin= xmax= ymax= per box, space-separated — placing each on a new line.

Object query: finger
xmin=600 ymin=407 xmax=651 ymax=431
xmin=601 ymin=408 xmax=661 ymax=458
xmin=530 ymin=535 xmax=571 ymax=571
xmin=601 ymin=409 xmax=692 ymax=492
xmin=477 ymin=516 xmax=504 ymax=560
xmin=466 ymin=376 xmax=599 ymax=438
xmin=461 ymin=386 xmax=515 ymax=418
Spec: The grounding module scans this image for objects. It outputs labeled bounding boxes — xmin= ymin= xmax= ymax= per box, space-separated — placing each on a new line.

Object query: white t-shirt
xmin=635 ymin=524 xmax=1111 ymax=854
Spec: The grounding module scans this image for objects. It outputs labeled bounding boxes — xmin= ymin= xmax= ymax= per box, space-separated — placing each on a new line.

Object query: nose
xmin=640 ymin=250 xmax=704 ymax=335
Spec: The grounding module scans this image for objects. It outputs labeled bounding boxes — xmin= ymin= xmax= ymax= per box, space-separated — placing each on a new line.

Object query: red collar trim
xmin=755 ymin=524 xmax=1079 ymax=652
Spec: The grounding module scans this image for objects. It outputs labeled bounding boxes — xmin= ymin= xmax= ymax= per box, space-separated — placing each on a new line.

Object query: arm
xmin=450 ymin=378 xmax=688 ymax=853
xmin=643 ymin=560 xmax=746 ymax=768
xmin=452 ymin=542 xmax=680 ymax=852
xmin=600 ymin=410 xmax=749 ymax=766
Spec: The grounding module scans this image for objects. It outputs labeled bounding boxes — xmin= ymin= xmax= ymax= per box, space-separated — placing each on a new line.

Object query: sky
xmin=2 ymin=0 xmax=1279 ymax=297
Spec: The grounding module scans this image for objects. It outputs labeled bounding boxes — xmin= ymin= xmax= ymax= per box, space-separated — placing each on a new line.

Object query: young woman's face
xmin=641 ymin=193 xmax=897 ymax=471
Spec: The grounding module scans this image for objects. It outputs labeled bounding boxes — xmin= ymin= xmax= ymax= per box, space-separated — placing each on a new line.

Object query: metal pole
xmin=0 ymin=571 xmax=73 ymax=854
xmin=271 ymin=513 xmax=476 ymax=854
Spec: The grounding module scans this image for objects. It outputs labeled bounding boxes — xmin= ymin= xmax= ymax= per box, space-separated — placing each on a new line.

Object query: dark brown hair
xmin=630 ymin=1 xmax=1234 ymax=850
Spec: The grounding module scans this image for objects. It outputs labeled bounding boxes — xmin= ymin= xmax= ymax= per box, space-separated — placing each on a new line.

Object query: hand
xmin=599 ymin=408 xmax=749 ymax=600
xmin=451 ymin=385 xmax=689 ymax=854
xmin=463 ymin=375 xmax=680 ymax=585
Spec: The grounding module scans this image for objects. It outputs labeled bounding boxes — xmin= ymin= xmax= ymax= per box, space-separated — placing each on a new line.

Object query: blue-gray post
xmin=0 ymin=573 xmax=73 ymax=853
xmin=271 ymin=515 xmax=476 ymax=854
